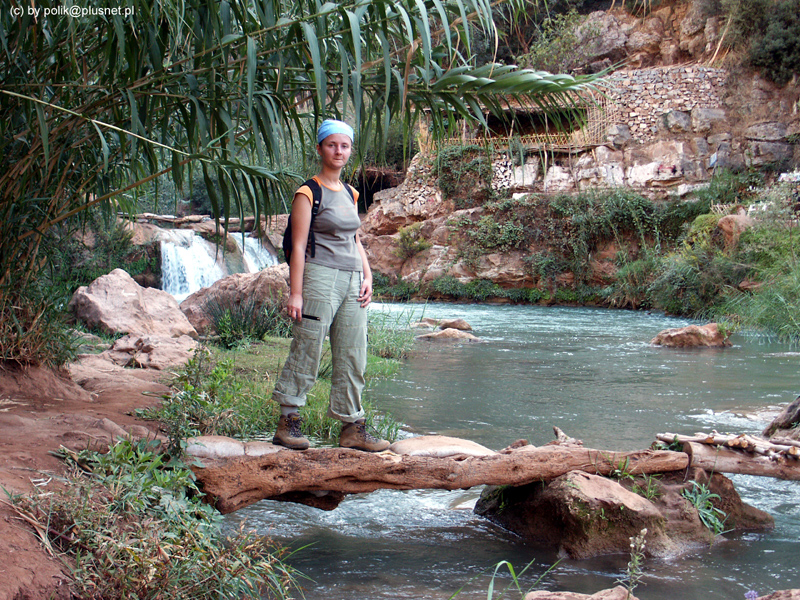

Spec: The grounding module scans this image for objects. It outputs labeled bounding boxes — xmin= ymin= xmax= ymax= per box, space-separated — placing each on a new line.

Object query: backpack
xmin=282 ymin=178 xmax=355 ymax=264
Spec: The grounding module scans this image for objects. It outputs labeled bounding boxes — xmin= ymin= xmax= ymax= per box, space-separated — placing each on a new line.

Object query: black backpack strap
xmin=304 ymin=178 xmax=323 ymax=258
xmin=343 ymin=182 xmax=355 ymax=202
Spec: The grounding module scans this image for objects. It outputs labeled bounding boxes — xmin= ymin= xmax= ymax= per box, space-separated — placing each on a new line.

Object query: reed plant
xmin=448 ymin=558 xmax=557 ymax=599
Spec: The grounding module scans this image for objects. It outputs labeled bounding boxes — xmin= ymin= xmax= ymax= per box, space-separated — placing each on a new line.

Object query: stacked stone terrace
xmin=608 ymin=66 xmax=727 ymax=142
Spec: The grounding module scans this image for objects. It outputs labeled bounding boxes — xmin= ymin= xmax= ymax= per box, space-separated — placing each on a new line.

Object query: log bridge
xmin=189 ymin=430 xmax=800 ymax=514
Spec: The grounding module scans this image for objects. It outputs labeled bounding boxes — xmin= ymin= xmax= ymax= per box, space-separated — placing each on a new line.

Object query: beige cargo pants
xmin=271 ymin=262 xmax=367 ymax=423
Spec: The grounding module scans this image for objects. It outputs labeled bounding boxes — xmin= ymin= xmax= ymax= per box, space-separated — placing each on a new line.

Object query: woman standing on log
xmin=270 ymin=119 xmax=389 ymax=453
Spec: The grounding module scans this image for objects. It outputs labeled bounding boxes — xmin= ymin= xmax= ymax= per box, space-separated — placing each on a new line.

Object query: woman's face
xmin=317 ymin=133 xmax=352 ymax=170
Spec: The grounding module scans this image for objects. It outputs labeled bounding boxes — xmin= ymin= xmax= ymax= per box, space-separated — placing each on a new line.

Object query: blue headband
xmin=317 ymin=119 xmax=354 ymax=144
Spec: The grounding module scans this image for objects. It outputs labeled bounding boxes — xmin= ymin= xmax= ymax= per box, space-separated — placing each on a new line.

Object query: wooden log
xmin=193 ymin=445 xmax=688 ymax=514
xmin=683 ymin=442 xmax=800 ymax=480
xmin=658 ymin=432 xmax=799 ymax=459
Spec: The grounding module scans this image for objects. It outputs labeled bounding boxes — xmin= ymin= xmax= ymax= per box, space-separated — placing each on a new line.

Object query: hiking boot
xmin=273 ymin=413 xmax=310 ymax=450
xmin=339 ymin=419 xmax=390 ymax=452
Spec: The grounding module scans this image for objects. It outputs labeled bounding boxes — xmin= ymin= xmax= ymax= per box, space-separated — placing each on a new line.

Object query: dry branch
xmin=193 ymin=445 xmax=688 ymax=514
xmin=657 ymin=432 xmax=800 ymax=459
xmin=683 ymin=442 xmax=800 ymax=480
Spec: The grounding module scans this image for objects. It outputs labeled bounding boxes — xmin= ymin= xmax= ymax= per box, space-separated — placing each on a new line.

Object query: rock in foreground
xmin=475 ymin=467 xmax=772 ymax=559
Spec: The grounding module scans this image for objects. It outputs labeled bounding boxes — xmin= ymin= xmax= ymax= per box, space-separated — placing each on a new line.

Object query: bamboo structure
xmin=423 ymin=92 xmax=620 ymax=154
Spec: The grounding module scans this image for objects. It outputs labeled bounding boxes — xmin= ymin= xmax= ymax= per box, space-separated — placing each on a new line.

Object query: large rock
xmin=576 ymin=11 xmax=635 ymax=65
xmin=691 ymin=107 xmax=727 ymax=133
xmin=626 ymin=15 xmax=664 ymax=58
xmin=745 ymin=122 xmax=788 ymax=142
xmin=439 ymin=318 xmax=472 ymax=331
xmin=416 ymin=328 xmax=482 ymax=342
xmin=605 ymin=124 xmax=632 ymax=150
xmin=99 ymin=333 xmax=199 ymax=370
xmin=361 ymin=153 xmax=453 ymax=237
xmin=746 ymin=141 xmax=794 ymax=167
xmin=464 ymin=252 xmax=533 ymax=288
xmin=69 ymin=268 xmax=198 ymax=339
xmin=478 ymin=471 xmax=674 ymax=559
xmin=625 ymin=140 xmax=704 ymax=187
xmin=475 ymin=469 xmax=772 ymax=559
xmin=663 ymin=110 xmax=692 ymax=133
xmin=762 ymin=396 xmax=800 ymax=441
xmin=715 ymin=212 xmax=754 ymax=250
xmin=180 ymin=265 xmax=289 ymax=335
xmin=544 ymin=165 xmax=576 ymax=192
xmin=526 ymin=587 xmax=639 ymax=600
xmin=360 ymin=232 xmax=406 ymax=276
xmin=650 ymin=323 xmax=731 ymax=347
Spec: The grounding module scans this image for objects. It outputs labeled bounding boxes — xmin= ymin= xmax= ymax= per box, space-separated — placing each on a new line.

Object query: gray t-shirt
xmin=298 ymin=178 xmax=363 ymax=272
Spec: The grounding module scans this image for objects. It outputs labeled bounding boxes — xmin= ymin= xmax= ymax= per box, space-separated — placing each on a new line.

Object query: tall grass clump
xmin=719 ymin=270 xmax=800 ymax=343
xmin=368 ymin=309 xmax=418 ymax=359
xmin=204 ymin=294 xmax=293 ymax=348
xmin=10 ymin=440 xmax=298 ymax=599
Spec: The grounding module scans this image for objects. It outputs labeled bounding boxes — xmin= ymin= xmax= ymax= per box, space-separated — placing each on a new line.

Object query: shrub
xmin=691 ymin=169 xmax=764 ymax=207
xmin=372 ymin=272 xmax=420 ymax=301
xmin=45 ymin=217 xmax=159 ymax=298
xmin=748 ymin=0 xmax=800 ymax=85
xmin=137 ymin=348 xmax=248 ymax=453
xmin=203 ymin=294 xmax=292 ymax=348
xmin=716 ymin=266 xmax=800 ymax=343
xmin=648 ymin=250 xmax=747 ymax=316
xmin=435 ymin=144 xmax=494 ymax=207
xmin=394 ymin=223 xmax=432 ymax=260
xmin=605 ymin=252 xmax=661 ymax=310
xmin=517 ymin=10 xmax=602 ymax=75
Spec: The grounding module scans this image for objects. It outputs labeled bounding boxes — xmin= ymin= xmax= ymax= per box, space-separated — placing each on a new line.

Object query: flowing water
xmin=223 ymin=302 xmax=800 ymax=600
xmin=160 ymin=230 xmax=277 ymax=302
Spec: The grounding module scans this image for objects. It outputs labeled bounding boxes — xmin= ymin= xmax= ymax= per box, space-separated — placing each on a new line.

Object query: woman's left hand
xmin=358 ymin=276 xmax=373 ymax=308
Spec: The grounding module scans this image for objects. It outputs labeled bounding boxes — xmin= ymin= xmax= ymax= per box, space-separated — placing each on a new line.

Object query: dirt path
xmin=0 ymin=355 xmax=170 ymax=600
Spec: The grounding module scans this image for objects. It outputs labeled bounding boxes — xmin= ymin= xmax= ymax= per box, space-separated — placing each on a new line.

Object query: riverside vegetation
xmin=375 ymin=166 xmax=800 ymax=345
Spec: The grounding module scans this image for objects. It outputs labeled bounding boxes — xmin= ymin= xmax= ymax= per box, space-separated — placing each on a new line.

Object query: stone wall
xmin=608 ymin=66 xmax=727 ymax=143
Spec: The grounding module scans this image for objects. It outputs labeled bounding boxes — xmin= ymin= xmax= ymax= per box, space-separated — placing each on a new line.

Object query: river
xmin=224 ymin=302 xmax=800 ymax=599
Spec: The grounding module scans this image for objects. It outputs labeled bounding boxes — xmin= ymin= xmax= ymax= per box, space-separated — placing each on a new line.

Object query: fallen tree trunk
xmin=193 ymin=445 xmax=688 ymax=513
xmin=683 ymin=442 xmax=800 ymax=480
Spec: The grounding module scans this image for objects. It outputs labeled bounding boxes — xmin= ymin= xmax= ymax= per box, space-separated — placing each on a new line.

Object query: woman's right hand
xmin=287 ymin=292 xmax=304 ymax=322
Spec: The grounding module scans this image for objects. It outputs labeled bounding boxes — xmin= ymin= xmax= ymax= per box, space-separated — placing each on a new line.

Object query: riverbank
xmin=0 ymin=358 xmax=169 ymax=600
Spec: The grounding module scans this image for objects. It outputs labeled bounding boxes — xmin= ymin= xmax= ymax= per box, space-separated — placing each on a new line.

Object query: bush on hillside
xmin=723 ymin=0 xmax=800 ymax=85
xmin=748 ymin=0 xmax=800 ymax=85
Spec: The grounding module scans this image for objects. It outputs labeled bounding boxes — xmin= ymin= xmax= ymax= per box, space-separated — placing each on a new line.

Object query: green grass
xmin=138 ymin=307 xmax=414 ymax=449
xmin=11 ymin=440 xmax=298 ymax=599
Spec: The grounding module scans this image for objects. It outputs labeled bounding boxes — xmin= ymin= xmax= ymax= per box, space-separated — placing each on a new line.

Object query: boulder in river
xmin=475 ymin=467 xmax=773 ymax=559
xmin=650 ymin=323 xmax=731 ymax=347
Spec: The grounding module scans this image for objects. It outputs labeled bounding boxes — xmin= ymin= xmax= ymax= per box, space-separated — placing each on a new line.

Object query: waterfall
xmin=160 ymin=229 xmax=278 ymax=303
xmin=230 ymin=234 xmax=279 ymax=272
